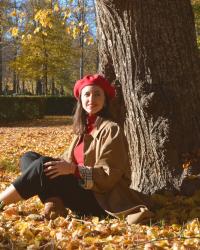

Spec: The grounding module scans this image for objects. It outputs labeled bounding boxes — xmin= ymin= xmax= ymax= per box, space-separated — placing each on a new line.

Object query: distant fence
xmin=0 ymin=96 xmax=76 ymax=122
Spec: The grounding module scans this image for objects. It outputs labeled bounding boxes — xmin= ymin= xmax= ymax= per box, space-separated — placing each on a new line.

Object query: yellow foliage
xmin=19 ymin=12 xmax=26 ymax=18
xmin=34 ymin=9 xmax=52 ymax=28
xmin=48 ymin=22 xmax=53 ymax=28
xmin=27 ymin=34 xmax=32 ymax=40
xmin=42 ymin=31 xmax=48 ymax=36
xmin=10 ymin=10 xmax=17 ymax=17
xmin=63 ymin=9 xmax=71 ymax=19
xmin=87 ymin=36 xmax=94 ymax=45
xmin=53 ymin=3 xmax=59 ymax=12
xmin=65 ymin=27 xmax=71 ymax=34
xmin=84 ymin=36 xmax=94 ymax=45
xmin=83 ymin=24 xmax=89 ymax=33
xmin=11 ymin=27 xmax=19 ymax=37
xmin=72 ymin=26 xmax=80 ymax=39
xmin=33 ymin=27 xmax=40 ymax=34
xmin=79 ymin=21 xmax=84 ymax=27
xmin=1 ymin=118 xmax=200 ymax=248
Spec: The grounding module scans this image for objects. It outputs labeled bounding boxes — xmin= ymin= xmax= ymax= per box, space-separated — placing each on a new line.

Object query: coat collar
xmin=74 ymin=119 xmax=112 ymax=143
xmin=89 ymin=120 xmax=111 ymax=139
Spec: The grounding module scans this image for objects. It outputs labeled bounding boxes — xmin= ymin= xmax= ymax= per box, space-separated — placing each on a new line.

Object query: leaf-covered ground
xmin=1 ymin=116 xmax=200 ymax=249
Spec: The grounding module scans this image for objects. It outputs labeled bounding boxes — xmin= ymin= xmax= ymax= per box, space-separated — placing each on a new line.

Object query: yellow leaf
xmin=33 ymin=27 xmax=40 ymax=34
xmin=10 ymin=10 xmax=17 ymax=17
xmin=48 ymin=23 xmax=53 ymax=28
xmin=83 ymin=24 xmax=89 ymax=33
xmin=19 ymin=12 xmax=26 ymax=18
xmin=42 ymin=31 xmax=48 ymax=36
xmin=65 ymin=27 xmax=71 ymax=34
xmin=63 ymin=9 xmax=71 ymax=19
xmin=72 ymin=26 xmax=80 ymax=39
xmin=27 ymin=34 xmax=32 ymax=40
xmin=11 ymin=27 xmax=19 ymax=37
xmin=92 ymin=216 xmax=99 ymax=224
xmin=84 ymin=237 xmax=98 ymax=244
xmin=54 ymin=3 xmax=59 ymax=12
xmin=79 ymin=21 xmax=84 ymax=27
xmin=34 ymin=10 xmax=42 ymax=21
xmin=86 ymin=36 xmax=94 ymax=45
xmin=103 ymin=245 xmax=115 ymax=250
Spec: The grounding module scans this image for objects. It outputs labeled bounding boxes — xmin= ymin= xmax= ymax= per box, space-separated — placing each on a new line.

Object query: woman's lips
xmin=87 ymin=104 xmax=96 ymax=108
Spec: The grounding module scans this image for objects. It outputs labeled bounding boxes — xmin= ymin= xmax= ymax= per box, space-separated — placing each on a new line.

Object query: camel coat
xmin=62 ymin=120 xmax=152 ymax=217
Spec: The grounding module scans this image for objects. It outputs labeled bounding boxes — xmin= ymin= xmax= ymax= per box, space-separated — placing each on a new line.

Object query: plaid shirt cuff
xmin=78 ymin=166 xmax=93 ymax=189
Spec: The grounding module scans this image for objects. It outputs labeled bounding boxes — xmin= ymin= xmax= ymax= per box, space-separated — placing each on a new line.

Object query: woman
xmin=0 ymin=74 xmax=154 ymax=223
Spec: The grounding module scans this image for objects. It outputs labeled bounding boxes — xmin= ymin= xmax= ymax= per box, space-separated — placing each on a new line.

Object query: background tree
xmin=95 ymin=0 xmax=200 ymax=194
xmin=0 ymin=0 xmax=11 ymax=95
xmin=10 ymin=0 xmax=78 ymax=95
xmin=66 ymin=0 xmax=97 ymax=78
xmin=1 ymin=0 xmax=97 ymax=95
xmin=192 ymin=0 xmax=200 ymax=49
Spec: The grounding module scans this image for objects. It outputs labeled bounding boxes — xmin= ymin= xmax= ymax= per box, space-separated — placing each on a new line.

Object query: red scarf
xmin=73 ymin=115 xmax=97 ymax=177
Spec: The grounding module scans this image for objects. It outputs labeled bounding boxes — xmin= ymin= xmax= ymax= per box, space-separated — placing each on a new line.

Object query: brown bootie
xmin=44 ymin=197 xmax=67 ymax=219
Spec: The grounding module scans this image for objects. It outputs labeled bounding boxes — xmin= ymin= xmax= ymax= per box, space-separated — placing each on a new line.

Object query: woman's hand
xmin=44 ymin=160 xmax=76 ymax=179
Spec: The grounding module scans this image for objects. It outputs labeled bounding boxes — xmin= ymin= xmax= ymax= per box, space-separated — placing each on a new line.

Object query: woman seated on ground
xmin=0 ymin=74 xmax=154 ymax=224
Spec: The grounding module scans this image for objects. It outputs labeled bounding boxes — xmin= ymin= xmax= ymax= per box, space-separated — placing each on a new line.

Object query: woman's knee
xmin=40 ymin=156 xmax=55 ymax=165
xmin=19 ymin=151 xmax=42 ymax=172
xmin=20 ymin=151 xmax=41 ymax=161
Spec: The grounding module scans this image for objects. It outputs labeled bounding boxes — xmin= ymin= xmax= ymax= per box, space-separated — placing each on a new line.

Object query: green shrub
xmin=0 ymin=96 xmax=45 ymax=122
xmin=0 ymin=96 xmax=76 ymax=122
xmin=45 ymin=96 xmax=76 ymax=115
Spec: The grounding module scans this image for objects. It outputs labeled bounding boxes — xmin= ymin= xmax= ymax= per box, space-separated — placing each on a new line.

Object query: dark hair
xmin=73 ymin=94 xmax=112 ymax=135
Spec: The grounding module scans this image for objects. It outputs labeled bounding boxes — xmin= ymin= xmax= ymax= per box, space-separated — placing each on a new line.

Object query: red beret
xmin=73 ymin=74 xmax=115 ymax=99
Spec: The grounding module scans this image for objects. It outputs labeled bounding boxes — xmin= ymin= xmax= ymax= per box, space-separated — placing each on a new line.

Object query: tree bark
xmin=96 ymin=0 xmax=200 ymax=194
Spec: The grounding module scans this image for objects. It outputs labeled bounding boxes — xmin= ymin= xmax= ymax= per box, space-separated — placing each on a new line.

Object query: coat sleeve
xmin=79 ymin=124 xmax=129 ymax=193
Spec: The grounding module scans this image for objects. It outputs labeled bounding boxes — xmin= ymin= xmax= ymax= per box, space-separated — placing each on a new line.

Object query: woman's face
xmin=81 ymin=85 xmax=105 ymax=115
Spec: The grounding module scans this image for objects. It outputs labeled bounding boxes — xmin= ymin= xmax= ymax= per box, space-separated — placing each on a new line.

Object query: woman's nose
xmin=89 ymin=94 xmax=94 ymax=102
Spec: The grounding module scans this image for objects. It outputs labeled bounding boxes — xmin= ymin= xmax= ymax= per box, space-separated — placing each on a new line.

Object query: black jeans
xmin=13 ymin=151 xmax=106 ymax=217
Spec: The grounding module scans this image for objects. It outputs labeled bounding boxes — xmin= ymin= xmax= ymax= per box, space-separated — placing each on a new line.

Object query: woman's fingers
xmin=45 ymin=167 xmax=60 ymax=178
xmin=48 ymin=173 xmax=60 ymax=179
xmin=44 ymin=166 xmax=58 ymax=175
xmin=44 ymin=165 xmax=53 ymax=172
xmin=43 ymin=160 xmax=71 ymax=177
xmin=44 ymin=161 xmax=58 ymax=167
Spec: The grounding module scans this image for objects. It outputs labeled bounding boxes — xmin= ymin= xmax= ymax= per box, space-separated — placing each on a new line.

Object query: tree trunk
xmin=13 ymin=71 xmax=19 ymax=94
xmin=22 ymin=80 xmax=25 ymax=94
xmin=79 ymin=0 xmax=85 ymax=79
xmin=51 ymin=77 xmax=55 ymax=95
xmin=96 ymin=0 xmax=200 ymax=194
xmin=36 ymin=79 xmax=42 ymax=95
xmin=41 ymin=34 xmax=48 ymax=95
